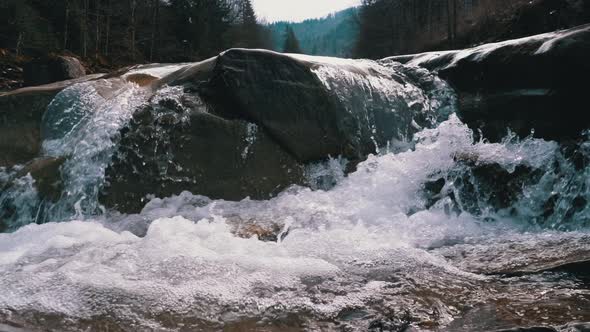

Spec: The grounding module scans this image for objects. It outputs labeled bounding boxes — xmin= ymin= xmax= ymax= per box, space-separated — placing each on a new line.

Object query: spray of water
xmin=0 ymin=58 xmax=589 ymax=330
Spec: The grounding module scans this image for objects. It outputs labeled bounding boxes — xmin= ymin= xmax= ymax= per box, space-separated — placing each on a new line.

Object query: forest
xmin=0 ymin=0 xmax=272 ymax=65
xmin=354 ymin=0 xmax=590 ymax=58
xmin=1 ymin=0 xmax=589 ymax=69
xmin=268 ymin=8 xmax=360 ymax=57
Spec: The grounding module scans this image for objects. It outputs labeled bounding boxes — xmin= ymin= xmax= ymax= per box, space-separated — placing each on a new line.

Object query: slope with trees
xmin=0 ymin=0 xmax=272 ymax=68
xmin=354 ymin=0 xmax=590 ymax=59
xmin=282 ymin=26 xmax=302 ymax=53
xmin=268 ymin=8 xmax=360 ymax=57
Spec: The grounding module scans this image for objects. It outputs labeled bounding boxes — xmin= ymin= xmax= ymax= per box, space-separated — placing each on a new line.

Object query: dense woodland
xmin=355 ymin=0 xmax=590 ymax=58
xmin=0 ymin=0 xmax=272 ymax=65
xmin=0 ymin=0 xmax=589 ymax=69
xmin=268 ymin=8 xmax=360 ymax=57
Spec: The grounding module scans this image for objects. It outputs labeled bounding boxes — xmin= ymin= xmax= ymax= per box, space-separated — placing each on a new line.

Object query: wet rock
xmin=23 ymin=56 xmax=86 ymax=87
xmin=200 ymin=49 xmax=447 ymax=163
xmin=495 ymin=327 xmax=558 ymax=332
xmin=423 ymin=154 xmax=545 ymax=218
xmin=0 ymin=157 xmax=65 ymax=232
xmin=15 ymin=157 xmax=65 ymax=202
xmin=423 ymin=177 xmax=446 ymax=207
xmin=462 ymin=164 xmax=543 ymax=213
xmin=433 ymin=232 xmax=590 ymax=278
xmin=230 ymin=219 xmax=285 ymax=242
xmin=385 ymin=24 xmax=590 ymax=142
xmin=100 ymin=91 xmax=305 ymax=213
xmin=201 ymin=49 xmax=358 ymax=162
xmin=564 ymin=323 xmax=590 ymax=332
xmin=368 ymin=310 xmax=414 ymax=332
xmin=125 ymin=73 xmax=158 ymax=87
xmin=102 ymin=50 xmax=451 ymax=213
xmin=0 ymin=75 xmax=104 ymax=168
xmin=0 ymin=90 xmax=58 ymax=167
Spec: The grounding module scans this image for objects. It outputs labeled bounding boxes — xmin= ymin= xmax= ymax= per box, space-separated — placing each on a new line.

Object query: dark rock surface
xmin=23 ymin=56 xmax=86 ymax=87
xmin=14 ymin=157 xmax=65 ymax=203
xmin=494 ymin=323 xmax=590 ymax=332
xmin=102 ymin=49 xmax=450 ymax=213
xmin=220 ymin=50 xmax=455 ymax=158
xmin=423 ymin=154 xmax=544 ymax=219
xmin=0 ymin=75 xmax=104 ymax=168
xmin=100 ymin=88 xmax=305 ymax=213
xmin=0 ymin=90 xmax=56 ymax=167
xmin=0 ymin=157 xmax=65 ymax=232
xmin=202 ymin=49 xmax=354 ymax=162
xmin=198 ymin=49 xmax=447 ymax=163
xmin=384 ymin=24 xmax=590 ymax=142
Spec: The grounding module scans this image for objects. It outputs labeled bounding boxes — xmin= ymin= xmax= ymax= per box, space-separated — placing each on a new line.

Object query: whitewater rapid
xmin=1 ymin=114 xmax=589 ymax=330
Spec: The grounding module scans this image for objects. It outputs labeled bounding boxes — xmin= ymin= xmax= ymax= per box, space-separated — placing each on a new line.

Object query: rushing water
xmin=0 ymin=58 xmax=589 ymax=331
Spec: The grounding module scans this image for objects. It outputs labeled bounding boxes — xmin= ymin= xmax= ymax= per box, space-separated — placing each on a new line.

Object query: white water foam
xmin=2 ymin=116 xmax=588 ymax=330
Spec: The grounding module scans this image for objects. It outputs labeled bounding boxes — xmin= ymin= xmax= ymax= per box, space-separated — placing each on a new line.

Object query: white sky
xmin=251 ymin=0 xmax=361 ymax=23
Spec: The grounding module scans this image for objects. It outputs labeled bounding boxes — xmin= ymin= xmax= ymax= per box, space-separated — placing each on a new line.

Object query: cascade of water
xmin=0 ymin=115 xmax=588 ymax=331
xmin=42 ymin=80 xmax=148 ymax=218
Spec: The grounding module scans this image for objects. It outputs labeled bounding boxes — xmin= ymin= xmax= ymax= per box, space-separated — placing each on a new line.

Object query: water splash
xmin=0 ymin=79 xmax=150 ymax=230
xmin=0 ymin=56 xmax=589 ymax=330
xmin=42 ymin=79 xmax=148 ymax=217
xmin=241 ymin=123 xmax=258 ymax=160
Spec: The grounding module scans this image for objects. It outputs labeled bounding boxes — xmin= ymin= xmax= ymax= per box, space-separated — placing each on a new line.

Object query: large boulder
xmin=100 ymin=88 xmax=305 ymax=213
xmin=23 ymin=55 xmax=86 ymax=87
xmin=192 ymin=49 xmax=452 ymax=163
xmin=384 ymin=24 xmax=590 ymax=142
xmin=100 ymin=49 xmax=453 ymax=213
xmin=201 ymin=50 xmax=354 ymax=162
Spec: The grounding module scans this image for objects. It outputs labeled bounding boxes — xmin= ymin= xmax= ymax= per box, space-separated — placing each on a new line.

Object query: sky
xmin=251 ymin=0 xmax=361 ymax=23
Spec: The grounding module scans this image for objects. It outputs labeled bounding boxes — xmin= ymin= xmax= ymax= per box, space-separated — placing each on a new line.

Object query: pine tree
xmin=226 ymin=0 xmax=270 ymax=49
xmin=282 ymin=26 xmax=301 ymax=54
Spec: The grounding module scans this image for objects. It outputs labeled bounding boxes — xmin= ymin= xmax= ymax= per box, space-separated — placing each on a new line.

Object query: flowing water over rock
xmin=0 ymin=45 xmax=589 ymax=331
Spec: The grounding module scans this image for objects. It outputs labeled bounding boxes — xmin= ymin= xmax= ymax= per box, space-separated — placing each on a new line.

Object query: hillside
xmin=268 ymin=8 xmax=360 ymax=57
xmin=355 ymin=0 xmax=590 ymax=59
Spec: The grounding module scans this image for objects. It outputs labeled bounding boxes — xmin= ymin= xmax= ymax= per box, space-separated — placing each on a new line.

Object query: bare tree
xmin=150 ymin=0 xmax=160 ymax=61
xmin=95 ymin=0 xmax=101 ymax=58
xmin=129 ymin=0 xmax=137 ymax=60
xmin=81 ymin=0 xmax=89 ymax=57
xmin=63 ymin=0 xmax=70 ymax=49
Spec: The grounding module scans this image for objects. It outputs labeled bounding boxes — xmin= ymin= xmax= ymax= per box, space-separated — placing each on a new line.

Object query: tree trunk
xmin=64 ymin=0 xmax=69 ymax=49
xmin=95 ymin=0 xmax=100 ymax=58
xmin=16 ymin=32 xmax=23 ymax=56
xmin=129 ymin=0 xmax=136 ymax=60
xmin=150 ymin=0 xmax=159 ymax=62
xmin=104 ymin=0 xmax=110 ymax=56
xmin=82 ymin=0 xmax=89 ymax=57
xmin=453 ymin=0 xmax=458 ymax=43
xmin=427 ymin=0 xmax=433 ymax=39
xmin=446 ymin=0 xmax=454 ymax=48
